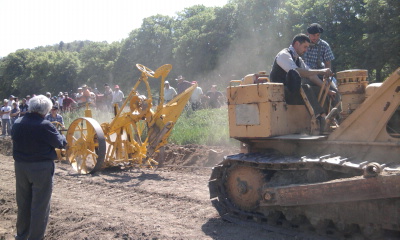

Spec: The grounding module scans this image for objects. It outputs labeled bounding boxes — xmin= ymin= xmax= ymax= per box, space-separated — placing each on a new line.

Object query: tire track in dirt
xmin=1 ymin=147 xmax=299 ymax=240
xmin=49 ymin=163 xmax=219 ymax=239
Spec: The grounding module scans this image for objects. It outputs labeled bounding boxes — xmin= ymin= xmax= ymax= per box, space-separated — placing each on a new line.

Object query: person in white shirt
xmin=164 ymin=81 xmax=177 ymax=103
xmin=8 ymin=95 xmax=15 ymax=107
xmin=112 ymin=85 xmax=124 ymax=107
xmin=76 ymin=88 xmax=83 ymax=101
xmin=190 ymin=81 xmax=203 ymax=111
xmin=25 ymin=95 xmax=31 ymax=105
xmin=1 ymin=99 xmax=12 ymax=136
xmin=57 ymin=92 xmax=64 ymax=112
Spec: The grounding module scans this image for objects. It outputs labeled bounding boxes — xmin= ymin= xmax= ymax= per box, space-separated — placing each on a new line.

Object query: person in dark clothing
xmin=104 ymin=83 xmax=113 ymax=109
xmin=206 ymin=85 xmax=224 ymax=108
xmin=270 ymin=34 xmax=337 ymax=122
xmin=11 ymin=95 xmax=67 ymax=240
xmin=176 ymin=75 xmax=192 ymax=95
xmin=19 ymin=98 xmax=29 ymax=117
xmin=10 ymin=101 xmax=20 ymax=126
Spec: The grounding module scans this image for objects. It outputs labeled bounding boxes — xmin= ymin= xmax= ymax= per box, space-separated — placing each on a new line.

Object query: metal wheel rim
xmin=66 ymin=117 xmax=106 ymax=174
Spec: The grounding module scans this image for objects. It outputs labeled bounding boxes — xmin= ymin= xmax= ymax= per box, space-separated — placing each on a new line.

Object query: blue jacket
xmin=11 ymin=112 xmax=67 ymax=162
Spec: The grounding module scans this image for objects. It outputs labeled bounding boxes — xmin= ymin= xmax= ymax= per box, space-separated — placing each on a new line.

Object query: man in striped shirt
xmin=45 ymin=106 xmax=65 ymax=129
xmin=303 ymin=23 xmax=334 ymax=70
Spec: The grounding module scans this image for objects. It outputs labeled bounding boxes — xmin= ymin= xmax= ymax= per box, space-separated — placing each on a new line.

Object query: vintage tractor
xmin=209 ymin=68 xmax=400 ymax=239
xmin=65 ymin=64 xmax=196 ymax=174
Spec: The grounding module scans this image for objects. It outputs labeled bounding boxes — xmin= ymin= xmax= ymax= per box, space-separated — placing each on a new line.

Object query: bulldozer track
xmin=209 ymin=153 xmax=400 ymax=239
xmin=218 ymin=210 xmax=334 ymax=240
xmin=159 ymin=165 xmax=213 ymax=169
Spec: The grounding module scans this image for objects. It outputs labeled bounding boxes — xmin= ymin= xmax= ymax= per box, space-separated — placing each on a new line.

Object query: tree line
xmin=0 ymin=0 xmax=398 ymax=99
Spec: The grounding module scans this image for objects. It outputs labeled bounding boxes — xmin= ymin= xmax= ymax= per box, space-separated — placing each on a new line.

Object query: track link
xmin=209 ymin=153 xmax=400 ymax=240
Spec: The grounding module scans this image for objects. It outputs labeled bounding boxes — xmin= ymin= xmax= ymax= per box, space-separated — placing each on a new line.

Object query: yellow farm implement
xmin=65 ymin=64 xmax=196 ymax=174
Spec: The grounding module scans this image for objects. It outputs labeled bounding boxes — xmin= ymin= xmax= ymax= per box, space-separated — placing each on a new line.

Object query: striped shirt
xmin=45 ymin=114 xmax=64 ymax=126
xmin=303 ymin=39 xmax=334 ymax=69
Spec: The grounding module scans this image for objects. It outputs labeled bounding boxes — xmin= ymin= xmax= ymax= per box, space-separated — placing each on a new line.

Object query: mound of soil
xmin=160 ymin=144 xmax=237 ymax=167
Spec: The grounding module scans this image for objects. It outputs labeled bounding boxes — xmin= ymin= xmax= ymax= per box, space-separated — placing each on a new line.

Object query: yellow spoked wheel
xmin=50 ymin=121 xmax=64 ymax=131
xmin=66 ymin=117 xmax=106 ymax=174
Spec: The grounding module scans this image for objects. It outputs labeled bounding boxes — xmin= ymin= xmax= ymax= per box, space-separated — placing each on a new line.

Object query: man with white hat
xmin=164 ymin=81 xmax=177 ymax=103
xmin=8 ymin=95 xmax=16 ymax=107
xmin=25 ymin=95 xmax=31 ymax=105
xmin=112 ymin=85 xmax=124 ymax=108
xmin=76 ymin=87 xmax=84 ymax=105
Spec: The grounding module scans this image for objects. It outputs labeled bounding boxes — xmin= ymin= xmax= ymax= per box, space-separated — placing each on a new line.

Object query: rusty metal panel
xmin=235 ymin=104 xmax=260 ymax=125
xmin=227 ymin=83 xmax=285 ymax=104
xmin=229 ymin=103 xmax=311 ymax=138
xmin=261 ymin=174 xmax=400 ymax=206
xmin=229 ymin=103 xmax=273 ymax=138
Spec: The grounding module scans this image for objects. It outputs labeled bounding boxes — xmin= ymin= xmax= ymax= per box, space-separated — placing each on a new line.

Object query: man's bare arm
xmin=296 ymin=68 xmax=331 ymax=79
xmin=296 ymin=68 xmax=336 ymax=97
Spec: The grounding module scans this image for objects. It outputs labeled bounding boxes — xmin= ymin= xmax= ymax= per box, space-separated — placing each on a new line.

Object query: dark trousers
xmin=14 ymin=161 xmax=55 ymax=240
xmin=191 ymin=101 xmax=201 ymax=111
xmin=285 ymin=84 xmax=325 ymax=116
xmin=285 ymin=84 xmax=339 ymax=116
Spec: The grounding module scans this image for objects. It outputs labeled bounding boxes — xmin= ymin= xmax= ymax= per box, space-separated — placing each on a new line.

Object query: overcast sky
xmin=0 ymin=0 xmax=228 ymax=57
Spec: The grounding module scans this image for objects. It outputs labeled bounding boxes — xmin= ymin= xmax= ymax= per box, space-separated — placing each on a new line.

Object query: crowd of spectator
xmin=170 ymin=75 xmax=225 ymax=111
xmin=0 ymin=78 xmax=226 ymax=136
xmin=0 ymin=83 xmax=125 ymax=136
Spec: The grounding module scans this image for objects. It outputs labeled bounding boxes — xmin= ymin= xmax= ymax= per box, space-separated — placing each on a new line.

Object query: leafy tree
xmin=173 ymin=5 xmax=218 ymax=77
xmin=115 ymin=15 xmax=175 ymax=92
xmin=361 ymin=0 xmax=399 ymax=82
xmin=0 ymin=50 xmax=33 ymax=98
xmin=45 ymin=51 xmax=80 ymax=94
xmin=0 ymin=50 xmax=81 ymax=98
xmin=78 ymin=41 xmax=121 ymax=90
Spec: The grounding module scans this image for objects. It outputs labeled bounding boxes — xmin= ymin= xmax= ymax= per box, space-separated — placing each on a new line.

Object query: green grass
xmin=62 ymin=106 xmax=237 ymax=147
xmin=169 ymin=107 xmax=238 ymax=147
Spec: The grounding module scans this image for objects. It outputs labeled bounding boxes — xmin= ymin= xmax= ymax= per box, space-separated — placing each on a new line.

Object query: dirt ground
xmin=0 ymin=137 xmax=308 ymax=240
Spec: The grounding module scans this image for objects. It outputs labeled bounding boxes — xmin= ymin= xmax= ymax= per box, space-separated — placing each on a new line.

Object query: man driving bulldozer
xmin=270 ymin=33 xmax=340 ymax=132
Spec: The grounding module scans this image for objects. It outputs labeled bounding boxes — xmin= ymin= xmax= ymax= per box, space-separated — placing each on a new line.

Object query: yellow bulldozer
xmin=209 ymin=68 xmax=400 ymax=239
xmin=61 ymin=64 xmax=195 ymax=174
